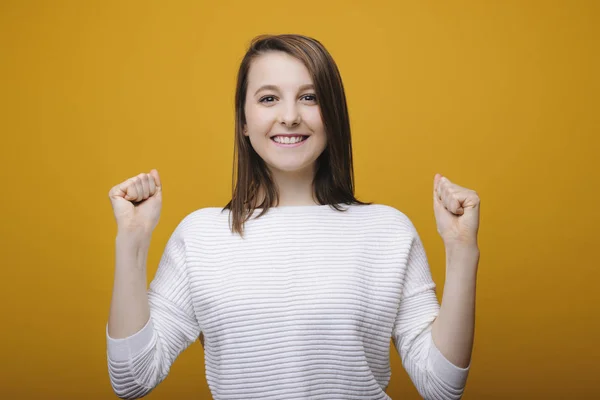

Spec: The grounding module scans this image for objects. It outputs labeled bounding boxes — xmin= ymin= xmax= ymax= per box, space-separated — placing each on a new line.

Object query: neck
xmin=268 ymin=165 xmax=317 ymax=207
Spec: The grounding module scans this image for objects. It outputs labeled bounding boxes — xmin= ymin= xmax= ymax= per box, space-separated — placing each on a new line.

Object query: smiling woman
xmin=226 ymin=35 xmax=369 ymax=234
xmin=106 ymin=34 xmax=476 ymax=400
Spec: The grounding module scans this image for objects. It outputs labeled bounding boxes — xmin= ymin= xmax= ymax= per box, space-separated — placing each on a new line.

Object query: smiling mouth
xmin=270 ymin=135 xmax=309 ymax=144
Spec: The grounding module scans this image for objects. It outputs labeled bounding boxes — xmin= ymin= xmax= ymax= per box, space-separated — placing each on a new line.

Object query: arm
xmin=106 ymin=224 xmax=201 ymax=399
xmin=107 ymin=232 xmax=151 ymax=340
xmin=392 ymin=225 xmax=472 ymax=400
xmin=431 ymin=245 xmax=479 ymax=369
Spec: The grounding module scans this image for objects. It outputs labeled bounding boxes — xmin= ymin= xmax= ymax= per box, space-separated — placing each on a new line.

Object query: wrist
xmin=444 ymin=240 xmax=479 ymax=255
xmin=116 ymin=230 xmax=152 ymax=248
xmin=445 ymin=244 xmax=480 ymax=270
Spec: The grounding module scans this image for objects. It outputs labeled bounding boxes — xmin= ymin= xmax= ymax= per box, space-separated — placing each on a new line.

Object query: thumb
xmin=432 ymin=173 xmax=449 ymax=217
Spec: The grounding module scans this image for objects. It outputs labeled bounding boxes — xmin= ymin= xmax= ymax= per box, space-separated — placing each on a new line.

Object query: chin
xmin=267 ymin=161 xmax=314 ymax=174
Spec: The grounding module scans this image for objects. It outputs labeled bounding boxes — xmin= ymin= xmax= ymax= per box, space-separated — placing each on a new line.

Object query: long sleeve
xmin=391 ymin=223 xmax=470 ymax=400
xmin=106 ymin=223 xmax=201 ymax=399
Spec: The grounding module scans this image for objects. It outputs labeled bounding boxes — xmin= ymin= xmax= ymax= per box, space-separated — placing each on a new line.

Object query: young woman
xmin=107 ymin=34 xmax=480 ymax=400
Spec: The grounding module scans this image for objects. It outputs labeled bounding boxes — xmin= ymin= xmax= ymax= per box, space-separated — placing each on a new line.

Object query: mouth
xmin=270 ymin=134 xmax=310 ymax=146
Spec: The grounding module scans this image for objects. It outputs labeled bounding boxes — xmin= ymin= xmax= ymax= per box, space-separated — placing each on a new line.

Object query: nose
xmin=278 ymin=102 xmax=301 ymax=127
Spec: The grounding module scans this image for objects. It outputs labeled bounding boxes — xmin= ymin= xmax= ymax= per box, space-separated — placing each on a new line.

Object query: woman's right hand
xmin=108 ymin=169 xmax=162 ymax=235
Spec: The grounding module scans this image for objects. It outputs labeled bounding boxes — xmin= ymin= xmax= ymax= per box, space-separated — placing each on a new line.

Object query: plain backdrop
xmin=0 ymin=0 xmax=598 ymax=398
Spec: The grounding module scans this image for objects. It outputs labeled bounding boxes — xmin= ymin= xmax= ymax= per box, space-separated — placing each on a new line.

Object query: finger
xmin=133 ymin=177 xmax=144 ymax=202
xmin=123 ymin=177 xmax=140 ymax=202
xmin=122 ymin=178 xmax=138 ymax=201
xmin=438 ymin=176 xmax=448 ymax=201
xmin=441 ymin=182 xmax=457 ymax=213
xmin=442 ymin=188 xmax=453 ymax=212
xmin=433 ymin=174 xmax=441 ymax=198
xmin=440 ymin=176 xmax=461 ymax=203
xmin=147 ymin=172 xmax=156 ymax=195
xmin=108 ymin=183 xmax=125 ymax=199
xmin=150 ymin=169 xmax=161 ymax=191
xmin=433 ymin=174 xmax=444 ymax=207
xmin=137 ymin=173 xmax=150 ymax=199
xmin=454 ymin=193 xmax=465 ymax=214
xmin=449 ymin=193 xmax=464 ymax=215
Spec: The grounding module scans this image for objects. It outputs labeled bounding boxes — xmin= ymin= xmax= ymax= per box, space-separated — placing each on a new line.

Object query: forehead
xmin=247 ymin=51 xmax=313 ymax=89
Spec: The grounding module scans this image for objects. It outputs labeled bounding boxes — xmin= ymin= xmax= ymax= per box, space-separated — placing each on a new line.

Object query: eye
xmin=301 ymin=94 xmax=317 ymax=103
xmin=259 ymin=95 xmax=276 ymax=104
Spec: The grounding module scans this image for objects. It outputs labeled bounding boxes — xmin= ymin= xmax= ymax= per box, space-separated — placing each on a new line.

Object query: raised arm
xmin=392 ymin=224 xmax=471 ymax=400
xmin=106 ymin=170 xmax=200 ymax=399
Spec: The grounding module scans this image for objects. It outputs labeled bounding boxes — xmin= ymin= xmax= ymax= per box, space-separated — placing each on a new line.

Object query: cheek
xmin=303 ymin=109 xmax=325 ymax=132
xmin=246 ymin=106 xmax=275 ymax=132
xmin=304 ymin=111 xmax=327 ymax=149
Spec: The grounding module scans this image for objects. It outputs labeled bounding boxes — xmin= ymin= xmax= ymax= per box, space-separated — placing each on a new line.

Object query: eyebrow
xmin=254 ymin=84 xmax=314 ymax=96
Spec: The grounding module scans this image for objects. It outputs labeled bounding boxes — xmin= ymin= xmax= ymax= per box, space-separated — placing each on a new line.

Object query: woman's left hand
xmin=433 ymin=173 xmax=480 ymax=248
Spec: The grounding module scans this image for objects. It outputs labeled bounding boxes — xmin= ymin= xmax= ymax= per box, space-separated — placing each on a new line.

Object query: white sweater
xmin=106 ymin=204 xmax=470 ymax=399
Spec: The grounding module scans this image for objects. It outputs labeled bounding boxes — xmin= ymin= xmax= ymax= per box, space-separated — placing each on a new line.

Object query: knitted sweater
xmin=106 ymin=204 xmax=470 ymax=399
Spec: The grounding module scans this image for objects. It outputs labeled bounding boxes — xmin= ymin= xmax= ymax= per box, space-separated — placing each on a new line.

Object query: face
xmin=243 ymin=51 xmax=327 ymax=175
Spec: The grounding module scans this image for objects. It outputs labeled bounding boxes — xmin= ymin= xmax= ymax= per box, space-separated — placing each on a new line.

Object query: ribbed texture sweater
xmin=106 ymin=204 xmax=470 ymax=399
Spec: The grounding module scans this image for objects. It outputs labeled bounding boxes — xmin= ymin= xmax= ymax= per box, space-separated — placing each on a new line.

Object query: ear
xmin=243 ymin=125 xmax=248 ymax=136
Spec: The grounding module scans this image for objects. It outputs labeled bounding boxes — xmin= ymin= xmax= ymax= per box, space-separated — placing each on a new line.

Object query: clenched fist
xmin=108 ymin=169 xmax=162 ymax=235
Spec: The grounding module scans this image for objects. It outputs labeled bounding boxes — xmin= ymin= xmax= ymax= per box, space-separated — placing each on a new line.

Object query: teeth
xmin=273 ymin=136 xmax=304 ymax=144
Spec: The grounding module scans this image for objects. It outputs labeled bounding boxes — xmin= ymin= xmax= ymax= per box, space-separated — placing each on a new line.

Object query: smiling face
xmin=243 ymin=51 xmax=328 ymax=175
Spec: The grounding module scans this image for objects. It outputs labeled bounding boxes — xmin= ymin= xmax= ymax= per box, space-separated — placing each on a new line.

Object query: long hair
xmin=223 ymin=34 xmax=369 ymax=236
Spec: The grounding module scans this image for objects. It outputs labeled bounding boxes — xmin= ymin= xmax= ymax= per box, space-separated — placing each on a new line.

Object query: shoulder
xmin=170 ymin=206 xmax=230 ymax=238
xmin=352 ymin=203 xmax=418 ymax=234
xmin=182 ymin=206 xmax=228 ymax=225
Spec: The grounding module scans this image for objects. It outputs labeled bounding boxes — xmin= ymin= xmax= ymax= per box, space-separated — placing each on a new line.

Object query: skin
xmin=431 ymin=173 xmax=481 ymax=368
xmin=243 ymin=51 xmax=328 ymax=206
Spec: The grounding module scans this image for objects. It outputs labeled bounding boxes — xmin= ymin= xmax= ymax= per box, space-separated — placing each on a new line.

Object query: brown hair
xmin=223 ymin=34 xmax=369 ymax=235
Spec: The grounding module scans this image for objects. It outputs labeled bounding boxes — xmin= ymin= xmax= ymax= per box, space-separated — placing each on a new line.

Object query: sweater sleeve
xmin=391 ymin=223 xmax=470 ymax=400
xmin=106 ymin=223 xmax=201 ymax=399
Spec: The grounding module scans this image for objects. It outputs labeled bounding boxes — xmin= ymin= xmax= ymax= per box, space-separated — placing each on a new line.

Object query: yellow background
xmin=1 ymin=0 xmax=598 ymax=398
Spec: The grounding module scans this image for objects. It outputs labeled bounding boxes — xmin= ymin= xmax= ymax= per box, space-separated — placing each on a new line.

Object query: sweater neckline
xmin=252 ymin=203 xmax=352 ymax=213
